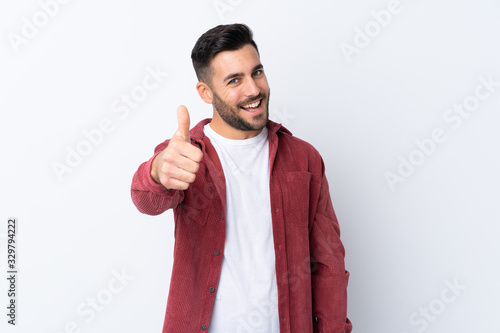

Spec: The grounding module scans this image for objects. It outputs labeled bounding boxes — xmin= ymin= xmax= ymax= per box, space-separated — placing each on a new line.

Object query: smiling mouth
xmin=240 ymin=99 xmax=262 ymax=112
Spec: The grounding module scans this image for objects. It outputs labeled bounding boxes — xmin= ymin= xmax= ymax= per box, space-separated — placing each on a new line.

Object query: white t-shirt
xmin=204 ymin=124 xmax=279 ymax=333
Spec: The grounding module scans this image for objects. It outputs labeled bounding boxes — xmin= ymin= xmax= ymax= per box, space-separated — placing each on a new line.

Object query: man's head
xmin=191 ymin=24 xmax=259 ymax=84
xmin=192 ymin=24 xmax=270 ymax=139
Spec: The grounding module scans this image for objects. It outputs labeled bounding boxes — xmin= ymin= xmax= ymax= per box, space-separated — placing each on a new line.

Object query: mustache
xmin=238 ymin=92 xmax=266 ymax=108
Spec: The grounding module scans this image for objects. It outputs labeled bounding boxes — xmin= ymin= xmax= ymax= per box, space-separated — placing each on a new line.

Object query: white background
xmin=1 ymin=0 xmax=499 ymax=332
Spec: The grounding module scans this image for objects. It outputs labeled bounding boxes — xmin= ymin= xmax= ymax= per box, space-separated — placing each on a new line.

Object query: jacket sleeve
xmin=310 ymin=160 xmax=352 ymax=333
xmin=130 ymin=139 xmax=185 ymax=215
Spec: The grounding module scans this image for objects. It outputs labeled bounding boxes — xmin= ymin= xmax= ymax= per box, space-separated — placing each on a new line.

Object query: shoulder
xmin=278 ymin=127 xmax=322 ymax=157
xmin=274 ymin=126 xmax=324 ymax=173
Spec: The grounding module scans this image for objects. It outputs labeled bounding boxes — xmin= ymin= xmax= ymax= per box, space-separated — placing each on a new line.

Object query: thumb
xmin=175 ymin=105 xmax=191 ymax=142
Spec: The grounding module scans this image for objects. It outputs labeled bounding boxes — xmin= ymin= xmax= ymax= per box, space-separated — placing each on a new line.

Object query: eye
xmin=228 ymin=78 xmax=239 ymax=85
xmin=252 ymin=70 xmax=263 ymax=77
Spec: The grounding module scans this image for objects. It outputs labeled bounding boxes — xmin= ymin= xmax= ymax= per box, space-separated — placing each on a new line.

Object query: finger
xmin=173 ymin=155 xmax=200 ymax=174
xmin=175 ymin=105 xmax=190 ymax=142
xmin=163 ymin=166 xmax=197 ymax=185
xmin=162 ymin=177 xmax=191 ymax=191
xmin=169 ymin=139 xmax=203 ymax=163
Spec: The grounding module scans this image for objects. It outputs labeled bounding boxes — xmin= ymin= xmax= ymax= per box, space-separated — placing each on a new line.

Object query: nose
xmin=243 ymin=77 xmax=260 ymax=97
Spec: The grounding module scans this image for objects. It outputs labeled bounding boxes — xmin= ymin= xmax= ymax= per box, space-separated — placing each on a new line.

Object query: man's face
xmin=208 ymin=44 xmax=270 ymax=134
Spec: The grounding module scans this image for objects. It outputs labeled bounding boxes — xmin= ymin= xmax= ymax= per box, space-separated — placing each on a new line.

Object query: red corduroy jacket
xmin=131 ymin=118 xmax=352 ymax=333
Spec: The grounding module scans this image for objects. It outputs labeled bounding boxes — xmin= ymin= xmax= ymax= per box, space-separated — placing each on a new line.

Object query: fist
xmin=151 ymin=105 xmax=203 ymax=190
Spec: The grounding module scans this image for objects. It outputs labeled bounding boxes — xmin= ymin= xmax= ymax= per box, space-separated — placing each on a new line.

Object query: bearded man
xmin=131 ymin=23 xmax=352 ymax=333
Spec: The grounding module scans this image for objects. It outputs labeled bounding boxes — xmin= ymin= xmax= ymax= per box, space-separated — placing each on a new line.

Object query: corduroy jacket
xmin=131 ymin=118 xmax=352 ymax=333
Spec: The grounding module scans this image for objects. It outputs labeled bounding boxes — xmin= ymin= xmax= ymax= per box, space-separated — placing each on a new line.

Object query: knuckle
xmin=168 ymin=139 xmax=179 ymax=150
xmin=161 ymin=176 xmax=171 ymax=188
xmin=192 ymin=162 xmax=200 ymax=173
xmin=188 ymin=173 xmax=196 ymax=183
xmin=164 ymin=152 xmax=180 ymax=167
xmin=194 ymin=151 xmax=203 ymax=162
xmin=162 ymin=164 xmax=174 ymax=176
xmin=163 ymin=150 xmax=174 ymax=163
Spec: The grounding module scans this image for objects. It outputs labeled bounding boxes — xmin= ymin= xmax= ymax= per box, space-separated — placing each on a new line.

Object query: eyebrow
xmin=223 ymin=64 xmax=264 ymax=83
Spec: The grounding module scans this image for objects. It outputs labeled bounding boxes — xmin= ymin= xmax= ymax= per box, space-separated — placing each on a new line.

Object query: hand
xmin=151 ymin=105 xmax=203 ymax=190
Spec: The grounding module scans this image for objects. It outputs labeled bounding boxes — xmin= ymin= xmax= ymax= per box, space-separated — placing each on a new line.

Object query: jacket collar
xmin=188 ymin=118 xmax=292 ymax=215
xmin=189 ymin=118 xmax=292 ymax=143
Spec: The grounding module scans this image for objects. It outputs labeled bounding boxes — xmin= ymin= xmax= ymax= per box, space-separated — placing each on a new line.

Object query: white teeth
xmin=242 ymin=100 xmax=261 ymax=109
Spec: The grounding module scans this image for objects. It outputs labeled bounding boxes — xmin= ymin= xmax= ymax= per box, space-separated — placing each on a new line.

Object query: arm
xmin=131 ymin=139 xmax=185 ymax=215
xmin=310 ymin=161 xmax=352 ymax=333
xmin=130 ymin=105 xmax=203 ymax=215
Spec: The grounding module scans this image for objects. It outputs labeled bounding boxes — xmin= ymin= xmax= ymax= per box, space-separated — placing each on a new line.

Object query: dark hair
xmin=191 ymin=23 xmax=259 ymax=84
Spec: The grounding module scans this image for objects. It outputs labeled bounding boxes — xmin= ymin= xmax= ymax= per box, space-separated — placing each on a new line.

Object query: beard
xmin=212 ymin=89 xmax=270 ymax=131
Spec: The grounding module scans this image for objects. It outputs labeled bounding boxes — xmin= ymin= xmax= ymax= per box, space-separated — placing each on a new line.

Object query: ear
xmin=196 ymin=81 xmax=213 ymax=104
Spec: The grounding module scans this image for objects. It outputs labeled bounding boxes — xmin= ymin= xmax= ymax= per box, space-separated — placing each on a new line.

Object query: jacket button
xmin=221 ymin=214 xmax=224 ymax=220
xmin=209 ymin=287 xmax=215 ymax=293
xmin=201 ymin=324 xmax=207 ymax=330
xmin=214 ymin=250 xmax=220 ymax=256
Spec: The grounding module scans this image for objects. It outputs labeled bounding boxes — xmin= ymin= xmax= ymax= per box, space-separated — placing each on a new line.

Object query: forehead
xmin=210 ymin=44 xmax=261 ymax=79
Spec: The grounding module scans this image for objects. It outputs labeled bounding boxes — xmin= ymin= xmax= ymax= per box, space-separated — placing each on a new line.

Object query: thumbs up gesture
xmin=151 ymin=105 xmax=203 ymax=190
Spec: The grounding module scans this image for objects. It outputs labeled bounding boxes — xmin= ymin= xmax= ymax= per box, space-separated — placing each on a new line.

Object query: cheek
xmin=225 ymin=92 xmax=242 ymax=108
xmin=258 ymin=79 xmax=270 ymax=92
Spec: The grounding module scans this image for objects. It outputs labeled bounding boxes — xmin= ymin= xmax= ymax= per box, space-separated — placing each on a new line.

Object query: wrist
xmin=150 ymin=155 xmax=161 ymax=184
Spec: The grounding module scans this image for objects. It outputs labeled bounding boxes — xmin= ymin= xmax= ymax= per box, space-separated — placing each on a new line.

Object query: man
xmin=131 ymin=23 xmax=352 ymax=333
